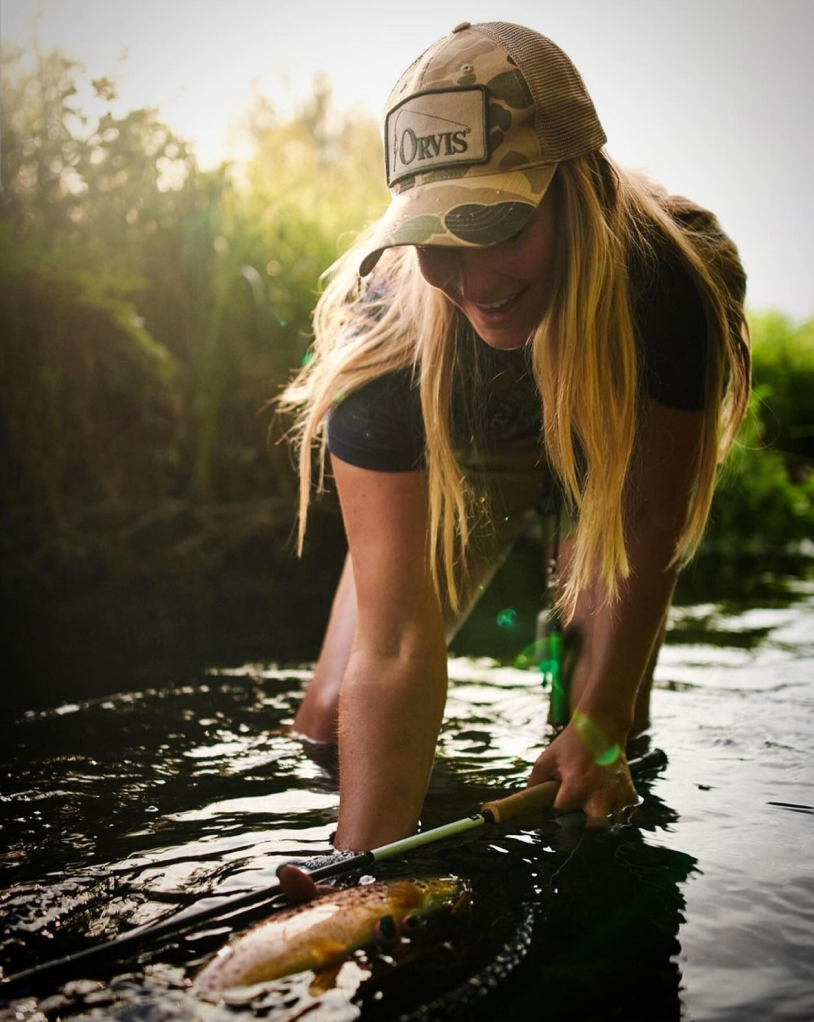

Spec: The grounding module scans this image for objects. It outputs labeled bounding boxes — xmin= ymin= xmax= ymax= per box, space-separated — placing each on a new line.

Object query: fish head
xmin=385 ymin=876 xmax=472 ymax=940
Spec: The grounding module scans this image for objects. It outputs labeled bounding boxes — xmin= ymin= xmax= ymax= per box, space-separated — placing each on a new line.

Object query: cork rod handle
xmin=480 ymin=779 xmax=560 ymax=824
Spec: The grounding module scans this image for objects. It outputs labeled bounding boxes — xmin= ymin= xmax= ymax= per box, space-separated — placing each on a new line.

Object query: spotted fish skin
xmin=192 ymin=877 xmax=468 ymax=995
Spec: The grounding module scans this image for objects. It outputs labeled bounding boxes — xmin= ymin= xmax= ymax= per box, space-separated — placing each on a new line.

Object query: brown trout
xmin=193 ymin=875 xmax=469 ymax=995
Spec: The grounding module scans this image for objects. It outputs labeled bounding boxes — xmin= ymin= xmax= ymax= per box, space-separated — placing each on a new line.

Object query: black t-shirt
xmin=326 ymin=247 xmax=707 ymax=472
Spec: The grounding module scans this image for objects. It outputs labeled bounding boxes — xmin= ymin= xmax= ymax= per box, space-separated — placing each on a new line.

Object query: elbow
xmin=352 ymin=612 xmax=447 ymax=667
xmin=625 ymin=505 xmax=690 ymax=572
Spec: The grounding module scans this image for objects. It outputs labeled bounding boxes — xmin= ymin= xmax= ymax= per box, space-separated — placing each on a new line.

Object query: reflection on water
xmin=1 ymin=557 xmax=813 ymax=1021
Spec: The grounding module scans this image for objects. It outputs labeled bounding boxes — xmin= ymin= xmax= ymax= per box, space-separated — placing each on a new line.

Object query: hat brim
xmin=359 ymin=163 xmax=557 ymax=277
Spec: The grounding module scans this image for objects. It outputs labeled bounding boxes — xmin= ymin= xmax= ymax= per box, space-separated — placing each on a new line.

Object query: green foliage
xmin=0 ymin=47 xmax=85 ymax=232
xmin=0 ymin=221 xmax=180 ymax=555
xmin=0 ymin=42 xmax=811 ymax=595
xmin=180 ymin=77 xmax=387 ymax=499
xmin=749 ymin=310 xmax=814 ymax=462
xmin=0 ymin=47 xmax=386 ymax=568
xmin=705 ymin=311 xmax=814 ymax=551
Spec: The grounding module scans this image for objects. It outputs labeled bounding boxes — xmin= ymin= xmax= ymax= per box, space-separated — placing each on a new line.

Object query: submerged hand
xmin=278 ymin=864 xmax=336 ymax=905
xmin=528 ymin=717 xmax=639 ymax=820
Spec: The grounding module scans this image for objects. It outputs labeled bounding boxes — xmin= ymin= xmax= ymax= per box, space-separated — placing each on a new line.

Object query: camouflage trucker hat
xmin=359 ymin=21 xmax=606 ymax=276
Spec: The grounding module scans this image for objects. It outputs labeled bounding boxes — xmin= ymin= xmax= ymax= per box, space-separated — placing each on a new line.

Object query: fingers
xmin=553 ymin=778 xmax=607 ymax=815
xmin=277 ymin=864 xmax=331 ymax=905
xmin=527 ymin=717 xmax=646 ymax=831
xmin=581 ymin=769 xmax=638 ymax=815
xmin=574 ymin=779 xmax=641 ymax=823
xmin=527 ymin=746 xmax=559 ymax=789
xmin=529 ymin=728 xmax=640 ymax=821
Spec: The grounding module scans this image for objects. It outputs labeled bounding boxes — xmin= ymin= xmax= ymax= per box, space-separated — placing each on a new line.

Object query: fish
xmin=192 ymin=870 xmax=470 ymax=995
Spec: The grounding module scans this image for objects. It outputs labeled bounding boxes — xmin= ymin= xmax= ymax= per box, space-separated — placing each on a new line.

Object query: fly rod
xmin=0 ymin=747 xmax=667 ymax=997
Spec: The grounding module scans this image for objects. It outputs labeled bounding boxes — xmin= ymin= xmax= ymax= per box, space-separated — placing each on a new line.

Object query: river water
xmin=1 ymin=555 xmax=812 ymax=1021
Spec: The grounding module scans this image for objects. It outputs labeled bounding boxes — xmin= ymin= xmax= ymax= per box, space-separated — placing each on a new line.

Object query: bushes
xmin=705 ymin=311 xmax=814 ymax=552
xmin=0 ymin=49 xmax=386 ymax=548
xmin=1 ymin=46 xmax=811 ymax=591
xmin=0 ymin=224 xmax=179 ymax=544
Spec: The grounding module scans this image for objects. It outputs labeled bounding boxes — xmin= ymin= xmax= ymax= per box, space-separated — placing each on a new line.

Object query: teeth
xmin=478 ymin=294 xmax=517 ymax=310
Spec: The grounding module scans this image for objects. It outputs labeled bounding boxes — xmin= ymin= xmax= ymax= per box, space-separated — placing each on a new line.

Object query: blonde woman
xmin=280 ymin=21 xmax=749 ymax=851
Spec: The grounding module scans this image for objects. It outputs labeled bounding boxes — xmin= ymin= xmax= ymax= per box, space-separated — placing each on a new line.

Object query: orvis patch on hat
xmin=385 ymin=87 xmax=489 ymax=187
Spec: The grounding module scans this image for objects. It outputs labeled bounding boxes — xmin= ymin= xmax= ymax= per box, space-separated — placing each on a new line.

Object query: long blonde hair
xmin=279 ymin=149 xmax=750 ymax=619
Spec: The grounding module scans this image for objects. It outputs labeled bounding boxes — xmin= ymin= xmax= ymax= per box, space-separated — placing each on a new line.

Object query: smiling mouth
xmin=470 ymin=288 xmax=527 ymax=315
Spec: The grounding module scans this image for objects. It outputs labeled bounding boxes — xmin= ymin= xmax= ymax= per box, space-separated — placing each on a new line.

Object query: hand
xmin=277 ymin=865 xmax=335 ymax=905
xmin=528 ymin=717 xmax=639 ymax=820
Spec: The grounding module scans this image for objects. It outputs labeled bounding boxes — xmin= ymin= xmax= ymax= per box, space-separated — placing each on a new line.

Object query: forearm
xmin=293 ymin=554 xmax=356 ymax=743
xmin=334 ymin=638 xmax=448 ymax=851
xmin=529 ymin=403 xmax=703 ymax=813
xmin=528 ymin=523 xmax=680 ymax=811
xmin=568 ymin=523 xmax=680 ymax=744
xmin=566 ymin=400 xmax=704 ymax=749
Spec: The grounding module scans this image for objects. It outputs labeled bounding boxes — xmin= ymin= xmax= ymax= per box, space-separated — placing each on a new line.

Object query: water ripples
xmin=1 ymin=566 xmax=813 ymax=1020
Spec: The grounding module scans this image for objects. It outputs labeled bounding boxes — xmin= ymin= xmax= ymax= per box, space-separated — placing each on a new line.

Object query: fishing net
xmin=393 ymin=901 xmax=537 ymax=1022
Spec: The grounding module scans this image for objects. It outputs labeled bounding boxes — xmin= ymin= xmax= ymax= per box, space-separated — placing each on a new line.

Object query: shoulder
xmin=326 ymin=277 xmax=427 ymax=471
xmin=628 ymin=227 xmax=708 ymax=412
xmin=326 ymin=368 xmax=425 ymax=472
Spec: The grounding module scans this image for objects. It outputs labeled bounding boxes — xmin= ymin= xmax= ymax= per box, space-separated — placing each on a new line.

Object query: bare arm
xmin=529 ymin=397 xmax=705 ymax=815
xmin=330 ymin=455 xmax=448 ymax=851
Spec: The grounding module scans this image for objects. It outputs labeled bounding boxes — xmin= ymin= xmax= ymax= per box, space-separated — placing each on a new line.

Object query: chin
xmin=476 ymin=330 xmax=529 ymax=351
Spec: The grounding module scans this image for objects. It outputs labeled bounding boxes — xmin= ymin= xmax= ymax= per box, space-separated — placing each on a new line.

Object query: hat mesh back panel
xmin=473 ymin=22 xmax=607 ymax=161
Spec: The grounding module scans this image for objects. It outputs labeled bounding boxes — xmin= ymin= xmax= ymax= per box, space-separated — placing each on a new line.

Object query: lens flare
xmin=513 ymin=639 xmax=548 ymax=670
xmin=572 ymin=709 xmax=620 ymax=765
xmin=496 ymin=608 xmax=518 ymax=629
xmin=515 ymin=633 xmax=568 ymax=723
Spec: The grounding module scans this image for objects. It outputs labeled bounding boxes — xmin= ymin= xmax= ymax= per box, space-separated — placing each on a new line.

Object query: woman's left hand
xmin=527 ymin=718 xmax=639 ymax=820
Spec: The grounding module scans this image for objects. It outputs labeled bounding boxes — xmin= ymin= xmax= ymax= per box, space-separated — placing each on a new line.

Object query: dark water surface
xmin=1 ymin=558 xmax=813 ymax=1021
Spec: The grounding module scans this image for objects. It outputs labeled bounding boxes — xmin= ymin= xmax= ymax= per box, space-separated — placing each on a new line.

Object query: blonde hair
xmin=278 ymin=150 xmax=750 ymax=620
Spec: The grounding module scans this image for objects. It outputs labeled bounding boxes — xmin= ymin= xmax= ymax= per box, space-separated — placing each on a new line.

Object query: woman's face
xmin=415 ymin=180 xmax=559 ymax=350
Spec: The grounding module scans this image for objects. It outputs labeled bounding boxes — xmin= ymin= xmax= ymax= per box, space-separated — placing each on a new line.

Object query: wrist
xmin=567 ymin=708 xmax=628 ymax=765
xmin=568 ymin=689 xmax=634 ymax=762
xmin=570 ymin=676 xmax=635 ymax=736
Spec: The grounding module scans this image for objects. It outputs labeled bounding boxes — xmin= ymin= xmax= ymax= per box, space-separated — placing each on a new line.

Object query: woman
xmin=279 ymin=21 xmax=749 ymax=851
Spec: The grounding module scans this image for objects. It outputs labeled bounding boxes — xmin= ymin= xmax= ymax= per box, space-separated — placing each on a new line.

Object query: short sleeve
xmin=326 ymin=368 xmax=426 ymax=471
xmin=634 ymin=252 xmax=709 ymax=411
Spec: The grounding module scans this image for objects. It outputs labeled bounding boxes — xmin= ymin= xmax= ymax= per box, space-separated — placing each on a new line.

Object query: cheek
xmin=416 ymin=250 xmax=450 ymax=292
xmin=503 ymin=246 xmax=552 ymax=290
xmin=417 ymin=252 xmax=441 ymax=292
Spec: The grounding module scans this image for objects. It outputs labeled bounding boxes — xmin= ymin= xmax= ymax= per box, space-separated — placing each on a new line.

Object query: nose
xmin=416 ymin=246 xmax=501 ymax=301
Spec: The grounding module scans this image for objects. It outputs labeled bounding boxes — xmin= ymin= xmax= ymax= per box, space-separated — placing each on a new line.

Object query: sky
xmin=3 ymin=0 xmax=813 ymax=321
